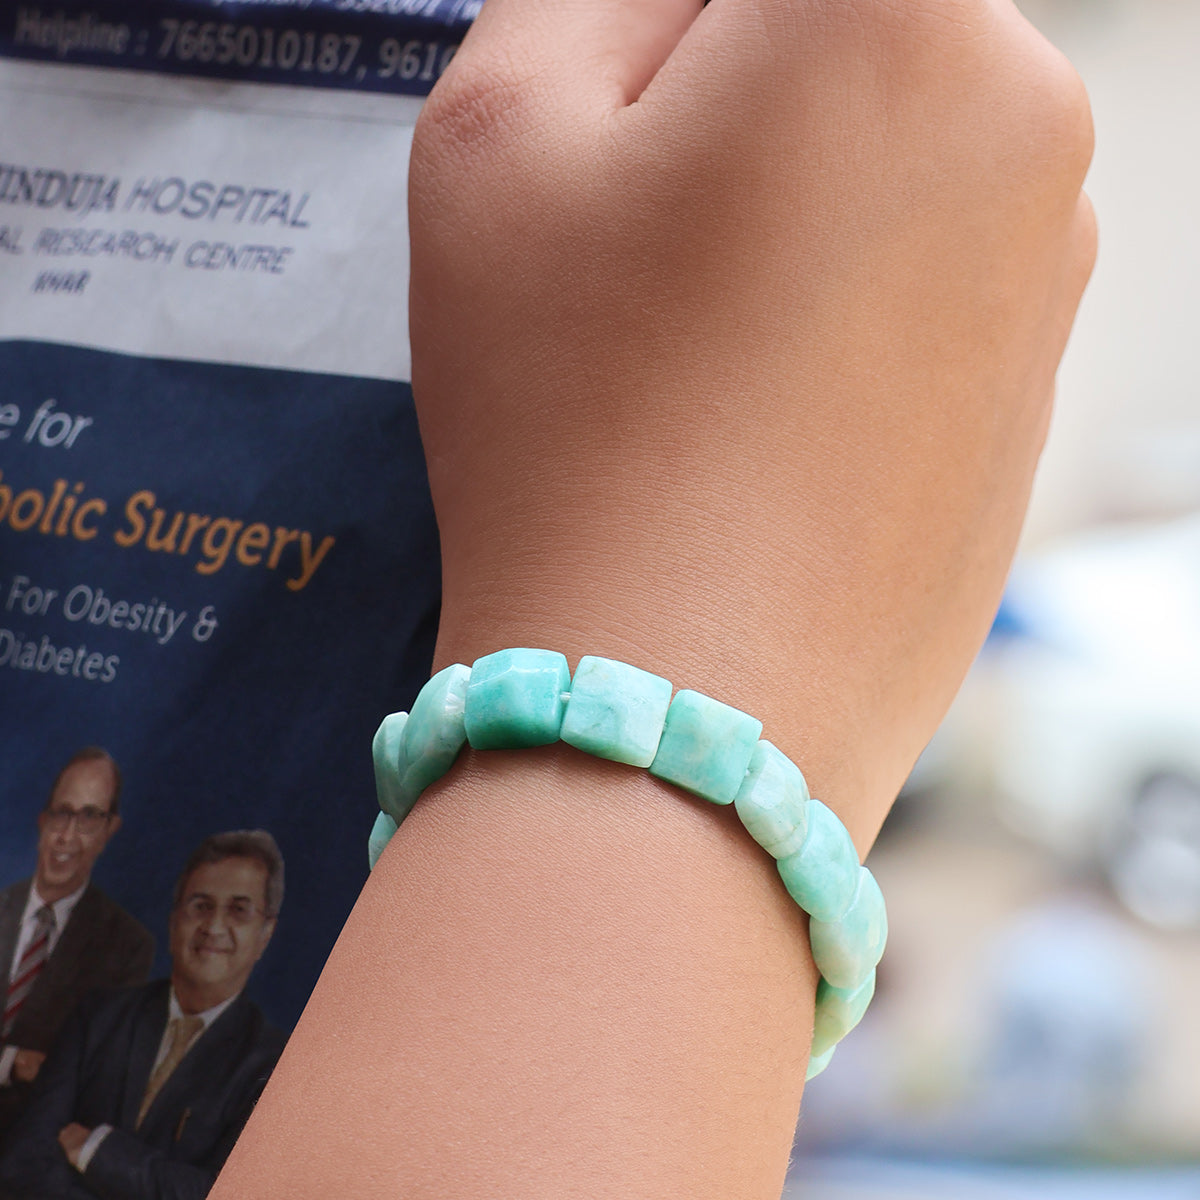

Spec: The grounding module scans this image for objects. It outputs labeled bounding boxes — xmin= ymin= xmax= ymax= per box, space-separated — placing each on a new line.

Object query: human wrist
xmin=372 ymin=649 xmax=887 ymax=1078
xmin=74 ymin=1125 xmax=112 ymax=1173
xmin=429 ymin=609 xmax=885 ymax=850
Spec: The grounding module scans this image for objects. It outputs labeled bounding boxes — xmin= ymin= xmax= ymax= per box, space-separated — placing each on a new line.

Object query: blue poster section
xmin=1 ymin=0 xmax=474 ymax=95
xmin=0 ymin=339 xmax=440 ymax=1028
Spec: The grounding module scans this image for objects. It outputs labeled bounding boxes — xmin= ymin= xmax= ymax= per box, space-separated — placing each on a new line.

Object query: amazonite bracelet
xmin=368 ymin=648 xmax=886 ymax=1079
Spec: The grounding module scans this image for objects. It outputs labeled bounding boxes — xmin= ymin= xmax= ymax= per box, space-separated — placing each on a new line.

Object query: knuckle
xmin=413 ymin=57 xmax=538 ymax=171
xmin=799 ymin=0 xmax=987 ymax=51
xmin=1052 ymin=63 xmax=1096 ymax=177
xmin=1074 ymin=191 xmax=1099 ymax=277
xmin=1011 ymin=32 xmax=1095 ymax=181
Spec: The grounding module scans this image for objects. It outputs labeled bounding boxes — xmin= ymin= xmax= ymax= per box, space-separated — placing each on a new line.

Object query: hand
xmin=211 ymin=6 xmax=1097 ymax=1198
xmin=57 ymin=1122 xmax=92 ymax=1170
xmin=409 ymin=0 xmax=1095 ymax=843
xmin=13 ymin=1048 xmax=46 ymax=1083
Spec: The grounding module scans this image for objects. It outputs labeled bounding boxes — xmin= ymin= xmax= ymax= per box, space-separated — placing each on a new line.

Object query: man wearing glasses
xmin=0 ymin=830 xmax=287 ymax=1200
xmin=0 ymin=748 xmax=153 ymax=1138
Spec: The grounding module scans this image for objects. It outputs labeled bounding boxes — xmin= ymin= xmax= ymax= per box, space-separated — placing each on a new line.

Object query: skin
xmin=169 ymin=857 xmax=276 ymax=1015
xmin=57 ymin=1123 xmax=89 ymax=1167
xmin=215 ymin=0 xmax=1096 ymax=1196
xmin=59 ymin=857 xmax=276 ymax=1168
xmin=35 ymin=759 xmax=121 ymax=906
xmin=12 ymin=1049 xmax=45 ymax=1083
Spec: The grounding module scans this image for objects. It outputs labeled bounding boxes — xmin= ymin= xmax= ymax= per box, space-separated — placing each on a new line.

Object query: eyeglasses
xmin=43 ymin=806 xmax=114 ymax=835
xmin=178 ymin=895 xmax=270 ymax=927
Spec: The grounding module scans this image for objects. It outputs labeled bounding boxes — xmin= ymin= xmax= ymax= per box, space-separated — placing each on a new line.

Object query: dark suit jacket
xmin=0 ymin=881 xmax=154 ymax=1137
xmin=0 ymin=980 xmax=286 ymax=1200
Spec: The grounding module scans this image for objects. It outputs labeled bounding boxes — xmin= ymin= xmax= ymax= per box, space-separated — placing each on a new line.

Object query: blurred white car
xmin=934 ymin=514 xmax=1200 ymax=928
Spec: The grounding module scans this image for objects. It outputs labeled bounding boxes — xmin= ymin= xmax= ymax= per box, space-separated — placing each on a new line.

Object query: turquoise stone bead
xmin=372 ymin=711 xmax=410 ymax=824
xmin=809 ymin=868 xmax=888 ymax=991
xmin=463 ymin=648 xmax=571 ymax=750
xmin=811 ymin=969 xmax=876 ymax=1060
xmin=775 ymin=799 xmax=860 ymax=923
xmin=560 ymin=656 xmax=673 ymax=768
xmin=367 ymin=811 xmax=398 ymax=871
xmin=733 ymin=740 xmax=810 ymax=859
xmin=648 ymin=689 xmax=763 ymax=805
xmin=805 ymin=1046 xmax=836 ymax=1082
xmin=397 ymin=663 xmax=471 ymax=808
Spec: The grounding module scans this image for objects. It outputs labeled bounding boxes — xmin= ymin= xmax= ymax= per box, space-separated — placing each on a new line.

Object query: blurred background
xmin=788 ymin=0 xmax=1200 ymax=1194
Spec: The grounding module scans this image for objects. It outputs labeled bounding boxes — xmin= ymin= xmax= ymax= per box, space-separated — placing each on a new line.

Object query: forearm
xmin=218 ymin=742 xmax=819 ymax=1199
xmin=219 ymin=506 xmax=904 ymax=1200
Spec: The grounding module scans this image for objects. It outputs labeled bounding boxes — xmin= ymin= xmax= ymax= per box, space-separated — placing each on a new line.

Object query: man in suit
xmin=0 ymin=830 xmax=287 ymax=1200
xmin=0 ymin=749 xmax=154 ymax=1138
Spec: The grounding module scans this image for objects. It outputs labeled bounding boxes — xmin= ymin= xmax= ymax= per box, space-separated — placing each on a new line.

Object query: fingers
xmin=636 ymin=0 xmax=1089 ymax=151
xmin=636 ymin=0 xmax=955 ymax=111
xmin=1048 ymin=190 xmax=1099 ymax=363
xmin=445 ymin=0 xmax=703 ymax=111
xmin=1064 ymin=191 xmax=1099 ymax=315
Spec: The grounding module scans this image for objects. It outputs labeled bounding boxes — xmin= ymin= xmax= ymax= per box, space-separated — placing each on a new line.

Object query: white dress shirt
xmin=0 ymin=880 xmax=88 ymax=1086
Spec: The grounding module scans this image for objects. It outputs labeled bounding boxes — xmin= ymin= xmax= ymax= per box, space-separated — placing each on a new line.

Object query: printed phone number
xmin=156 ymin=20 xmax=456 ymax=84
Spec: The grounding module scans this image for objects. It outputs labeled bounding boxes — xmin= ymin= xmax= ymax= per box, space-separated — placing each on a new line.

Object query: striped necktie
xmin=137 ymin=1014 xmax=205 ymax=1128
xmin=3 ymin=904 xmax=56 ymax=1039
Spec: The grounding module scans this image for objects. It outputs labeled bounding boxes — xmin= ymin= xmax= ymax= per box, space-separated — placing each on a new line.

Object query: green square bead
xmin=560 ymin=656 xmax=673 ymax=768
xmin=809 ymin=868 xmax=888 ymax=992
xmin=398 ymin=663 xmax=471 ymax=807
xmin=463 ymin=648 xmax=571 ymax=750
xmin=368 ymin=811 xmax=398 ymax=871
xmin=811 ymin=970 xmax=876 ymax=1060
xmin=372 ymin=711 xmax=410 ymax=825
xmin=648 ymin=689 xmax=763 ymax=805
xmin=776 ymin=799 xmax=861 ymax=923
xmin=805 ymin=1046 xmax=836 ymax=1082
xmin=734 ymin=740 xmax=810 ymax=858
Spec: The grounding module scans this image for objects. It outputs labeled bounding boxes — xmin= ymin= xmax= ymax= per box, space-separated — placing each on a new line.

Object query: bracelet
xmin=368 ymin=648 xmax=886 ymax=1079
